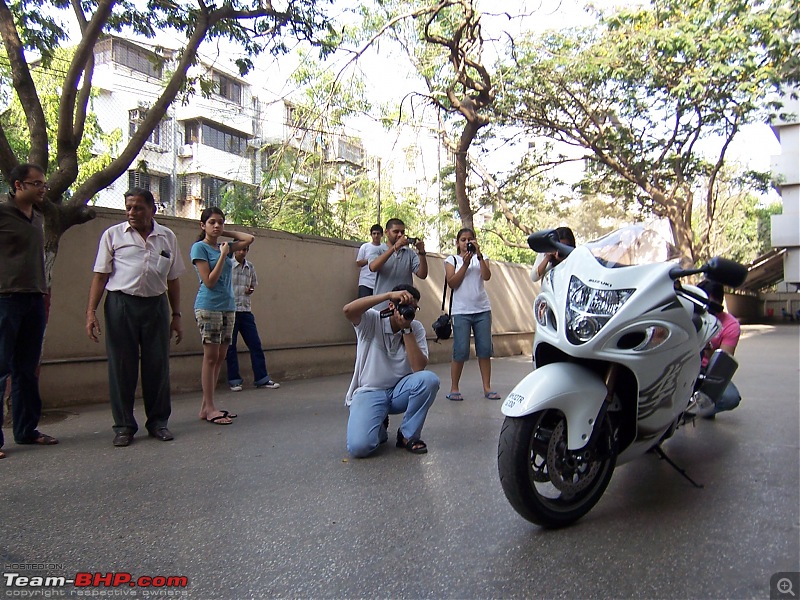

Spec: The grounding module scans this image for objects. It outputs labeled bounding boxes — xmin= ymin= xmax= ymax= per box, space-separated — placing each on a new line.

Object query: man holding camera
xmin=369 ymin=218 xmax=428 ymax=308
xmin=343 ymin=284 xmax=439 ymax=458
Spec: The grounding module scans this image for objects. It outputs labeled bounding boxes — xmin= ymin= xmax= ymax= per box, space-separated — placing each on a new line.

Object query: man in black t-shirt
xmin=0 ymin=163 xmax=59 ymax=458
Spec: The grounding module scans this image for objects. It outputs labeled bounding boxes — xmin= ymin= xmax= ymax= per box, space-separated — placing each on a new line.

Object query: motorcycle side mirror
xmin=527 ymin=230 xmax=574 ymax=257
xmin=704 ymin=257 xmax=748 ymax=288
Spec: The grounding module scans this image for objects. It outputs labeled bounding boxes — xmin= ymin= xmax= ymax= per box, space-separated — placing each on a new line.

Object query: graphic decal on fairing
xmin=637 ymin=354 xmax=694 ymax=420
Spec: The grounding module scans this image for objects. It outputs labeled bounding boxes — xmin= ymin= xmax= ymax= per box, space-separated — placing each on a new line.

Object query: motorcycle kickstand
xmin=652 ymin=445 xmax=704 ymax=489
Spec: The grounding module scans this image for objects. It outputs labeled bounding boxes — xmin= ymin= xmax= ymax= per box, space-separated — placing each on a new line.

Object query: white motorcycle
xmin=497 ymin=225 xmax=748 ymax=527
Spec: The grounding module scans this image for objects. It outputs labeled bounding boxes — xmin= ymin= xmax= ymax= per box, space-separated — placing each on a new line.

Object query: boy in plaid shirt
xmin=225 ymin=247 xmax=280 ymax=391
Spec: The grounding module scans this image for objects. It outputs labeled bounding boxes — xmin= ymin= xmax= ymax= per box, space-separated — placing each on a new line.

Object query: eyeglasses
xmin=22 ymin=181 xmax=49 ymax=190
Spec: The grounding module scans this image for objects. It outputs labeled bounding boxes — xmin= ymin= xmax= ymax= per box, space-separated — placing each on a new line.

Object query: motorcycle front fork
xmin=581 ymin=364 xmax=619 ymax=454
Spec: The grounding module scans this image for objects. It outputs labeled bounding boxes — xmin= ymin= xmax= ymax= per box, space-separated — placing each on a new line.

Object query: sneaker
xmin=229 ymin=384 xmax=243 ymax=392
xmin=257 ymin=380 xmax=280 ymax=389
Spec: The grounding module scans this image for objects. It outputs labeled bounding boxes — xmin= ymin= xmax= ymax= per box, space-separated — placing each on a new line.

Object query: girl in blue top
xmin=190 ymin=206 xmax=255 ymax=425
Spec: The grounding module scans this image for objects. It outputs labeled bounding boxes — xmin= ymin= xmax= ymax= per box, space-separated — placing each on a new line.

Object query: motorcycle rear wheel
xmin=498 ymin=410 xmax=616 ymax=528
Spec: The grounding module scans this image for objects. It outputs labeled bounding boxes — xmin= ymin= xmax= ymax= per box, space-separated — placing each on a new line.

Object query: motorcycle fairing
xmin=501 ymin=362 xmax=608 ymax=450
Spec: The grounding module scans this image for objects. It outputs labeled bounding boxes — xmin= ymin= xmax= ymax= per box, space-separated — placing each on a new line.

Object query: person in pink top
xmin=698 ymin=279 xmax=742 ymax=418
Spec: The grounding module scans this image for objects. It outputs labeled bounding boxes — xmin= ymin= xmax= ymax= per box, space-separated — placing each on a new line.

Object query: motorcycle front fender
xmin=501 ymin=363 xmax=608 ymax=450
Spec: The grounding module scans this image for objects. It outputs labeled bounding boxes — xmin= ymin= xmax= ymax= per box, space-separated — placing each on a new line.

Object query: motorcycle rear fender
xmin=501 ymin=363 xmax=608 ymax=450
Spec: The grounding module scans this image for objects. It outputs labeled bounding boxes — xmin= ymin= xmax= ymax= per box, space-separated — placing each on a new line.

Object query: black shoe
xmin=113 ymin=433 xmax=134 ymax=447
xmin=380 ymin=416 xmax=389 ymax=445
xmin=147 ymin=427 xmax=174 ymax=441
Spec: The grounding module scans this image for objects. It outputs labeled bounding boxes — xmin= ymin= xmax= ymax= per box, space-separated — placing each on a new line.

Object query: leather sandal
xmin=396 ymin=429 xmax=428 ymax=454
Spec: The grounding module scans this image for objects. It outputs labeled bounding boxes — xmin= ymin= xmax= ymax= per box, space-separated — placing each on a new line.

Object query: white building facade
xmin=771 ymin=91 xmax=800 ymax=288
xmin=89 ymin=36 xmax=369 ymax=222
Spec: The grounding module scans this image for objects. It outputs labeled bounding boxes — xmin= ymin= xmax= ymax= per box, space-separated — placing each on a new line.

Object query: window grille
xmin=129 ymin=109 xmax=162 ymax=146
xmin=212 ymin=71 xmax=242 ymax=104
xmin=112 ymin=40 xmax=162 ymax=79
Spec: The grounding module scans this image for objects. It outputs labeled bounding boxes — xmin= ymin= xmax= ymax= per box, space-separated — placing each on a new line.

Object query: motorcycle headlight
xmin=566 ymin=276 xmax=635 ymax=345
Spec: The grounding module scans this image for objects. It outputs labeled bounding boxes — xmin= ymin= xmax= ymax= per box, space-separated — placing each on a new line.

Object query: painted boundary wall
xmin=40 ymin=208 xmax=537 ymax=407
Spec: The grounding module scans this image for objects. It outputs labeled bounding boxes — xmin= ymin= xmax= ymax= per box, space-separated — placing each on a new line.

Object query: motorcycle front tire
xmin=497 ymin=409 xmax=617 ymax=528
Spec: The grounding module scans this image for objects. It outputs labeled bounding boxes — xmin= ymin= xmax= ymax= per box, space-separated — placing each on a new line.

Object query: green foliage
xmin=493 ymin=0 xmax=799 ymax=263
xmin=0 ymin=0 xmax=337 ymax=219
xmin=220 ymin=183 xmax=265 ymax=229
xmin=233 ymin=46 xmax=387 ymax=241
xmin=10 ymin=0 xmax=337 ymax=73
xmin=0 ymin=46 xmax=118 ymax=198
xmin=694 ymin=189 xmax=782 ymax=264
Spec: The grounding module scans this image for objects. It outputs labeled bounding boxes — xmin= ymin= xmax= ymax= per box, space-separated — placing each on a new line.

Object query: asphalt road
xmin=1 ymin=324 xmax=798 ymax=599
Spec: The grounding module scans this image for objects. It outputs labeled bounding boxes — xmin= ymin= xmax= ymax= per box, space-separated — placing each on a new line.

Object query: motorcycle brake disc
xmin=546 ymin=419 xmax=602 ymax=495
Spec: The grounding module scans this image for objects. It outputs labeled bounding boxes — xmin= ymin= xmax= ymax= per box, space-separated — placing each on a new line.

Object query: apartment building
xmin=770 ymin=90 xmax=800 ymax=288
xmin=89 ymin=35 xmax=367 ymax=221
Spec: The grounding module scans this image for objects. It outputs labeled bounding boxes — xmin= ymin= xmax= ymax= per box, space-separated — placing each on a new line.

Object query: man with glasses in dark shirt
xmin=0 ymin=163 xmax=59 ymax=459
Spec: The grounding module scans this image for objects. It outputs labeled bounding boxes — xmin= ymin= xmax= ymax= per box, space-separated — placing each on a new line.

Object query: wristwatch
xmin=402 ymin=328 xmax=413 ymax=335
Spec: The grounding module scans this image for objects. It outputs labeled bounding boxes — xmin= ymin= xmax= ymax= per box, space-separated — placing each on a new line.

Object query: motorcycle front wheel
xmin=498 ymin=410 xmax=617 ymax=528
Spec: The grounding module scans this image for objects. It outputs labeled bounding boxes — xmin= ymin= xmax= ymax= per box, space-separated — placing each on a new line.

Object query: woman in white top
xmin=530 ymin=226 xmax=576 ymax=282
xmin=444 ymin=228 xmax=497 ymax=400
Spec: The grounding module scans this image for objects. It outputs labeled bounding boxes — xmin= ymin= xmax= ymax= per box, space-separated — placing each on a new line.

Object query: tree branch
xmin=0 ymin=0 xmax=48 ymax=167
xmin=52 ymin=0 xmax=113 ymax=197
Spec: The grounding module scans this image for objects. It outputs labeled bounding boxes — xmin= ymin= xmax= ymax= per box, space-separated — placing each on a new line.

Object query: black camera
xmin=406 ymin=236 xmax=418 ymax=246
xmin=395 ymin=303 xmax=418 ymax=321
xmin=466 ymin=242 xmax=476 ymax=253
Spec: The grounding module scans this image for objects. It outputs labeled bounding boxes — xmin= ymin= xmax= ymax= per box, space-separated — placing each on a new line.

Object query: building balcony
xmin=175 ymin=103 xmax=253 ymax=136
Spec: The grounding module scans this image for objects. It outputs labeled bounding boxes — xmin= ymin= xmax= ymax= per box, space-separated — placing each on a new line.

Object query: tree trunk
xmin=454 ymin=120 xmax=480 ymax=230
xmin=42 ymin=200 xmax=96 ymax=286
xmin=665 ymin=203 xmax=696 ymax=268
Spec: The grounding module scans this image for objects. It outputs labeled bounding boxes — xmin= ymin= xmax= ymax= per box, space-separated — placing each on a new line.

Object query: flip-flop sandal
xmin=199 ymin=410 xmax=237 ymax=420
xmin=446 ymin=392 xmax=463 ymax=401
xmin=0 ymin=450 xmax=6 ymax=459
xmin=484 ymin=391 xmax=501 ymax=400
xmin=206 ymin=414 xmax=233 ymax=425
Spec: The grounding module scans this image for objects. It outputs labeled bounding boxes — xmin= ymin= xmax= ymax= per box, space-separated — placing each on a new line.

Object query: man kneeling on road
xmin=343 ymin=284 xmax=439 ymax=458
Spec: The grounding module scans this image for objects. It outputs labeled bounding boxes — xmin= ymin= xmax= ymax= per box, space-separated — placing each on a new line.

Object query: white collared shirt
xmin=92 ymin=220 xmax=186 ymax=297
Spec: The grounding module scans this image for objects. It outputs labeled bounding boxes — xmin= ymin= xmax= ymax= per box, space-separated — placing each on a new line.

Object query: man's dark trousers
xmin=104 ymin=291 xmax=171 ymax=435
xmin=0 ymin=293 xmax=46 ymax=445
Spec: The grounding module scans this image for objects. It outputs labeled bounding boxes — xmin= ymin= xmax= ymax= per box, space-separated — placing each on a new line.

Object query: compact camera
xmin=405 ymin=236 xmax=418 ymax=246
xmin=466 ymin=242 xmax=476 ymax=253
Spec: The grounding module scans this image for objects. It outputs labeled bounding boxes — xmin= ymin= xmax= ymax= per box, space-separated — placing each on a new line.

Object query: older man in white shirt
xmin=85 ymin=188 xmax=185 ymax=447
